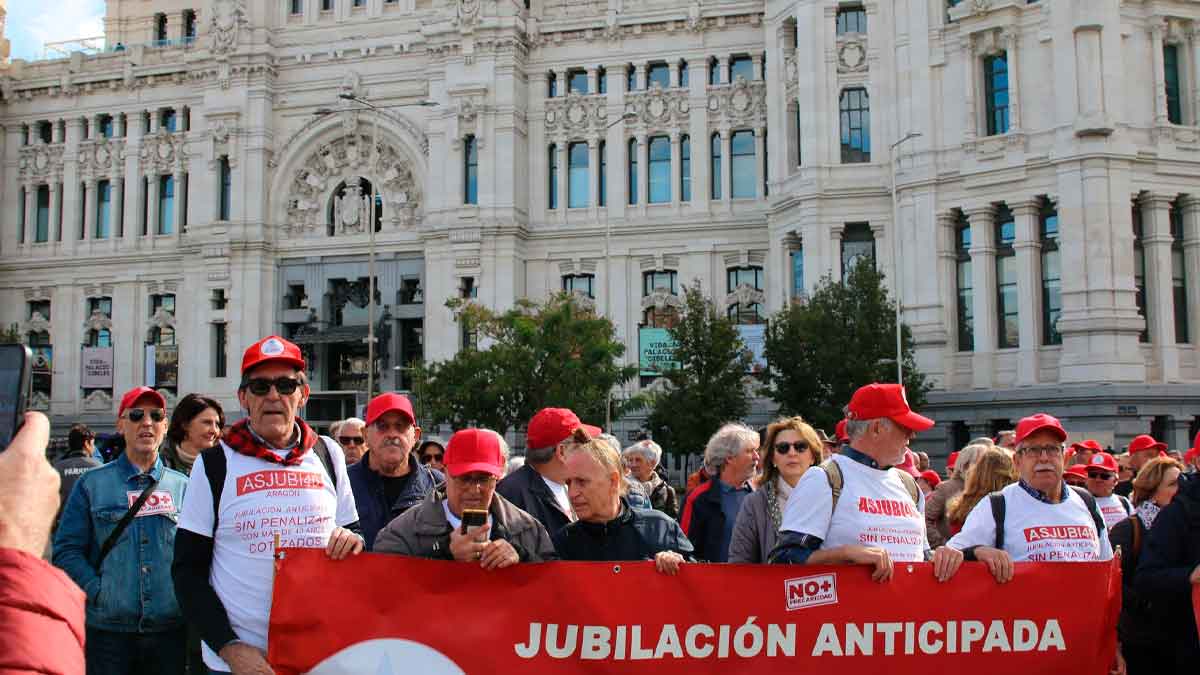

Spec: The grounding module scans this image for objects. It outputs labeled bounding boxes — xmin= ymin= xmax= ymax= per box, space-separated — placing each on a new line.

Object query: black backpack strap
xmin=313 ymin=437 xmax=337 ymax=490
xmin=202 ymin=445 xmax=228 ymax=536
xmin=1068 ymin=486 xmax=1107 ymax=540
xmin=96 ymin=476 xmax=159 ymax=568
xmin=989 ymin=492 xmax=1007 ymax=550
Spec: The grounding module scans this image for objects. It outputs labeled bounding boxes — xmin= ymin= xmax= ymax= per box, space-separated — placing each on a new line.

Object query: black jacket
xmin=348 ymin=452 xmax=443 ymax=550
xmin=1108 ymin=514 xmax=1162 ymax=648
xmin=1135 ymin=475 xmax=1200 ymax=671
xmin=496 ymin=463 xmax=573 ymax=537
xmin=680 ymin=479 xmax=750 ymax=562
xmin=553 ymin=499 xmax=695 ymax=562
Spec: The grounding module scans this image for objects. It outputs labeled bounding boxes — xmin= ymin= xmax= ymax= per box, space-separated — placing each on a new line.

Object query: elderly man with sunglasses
xmin=53 ymin=386 xmax=190 ymax=674
xmin=173 ymin=336 xmax=362 ymax=675
xmin=329 ymin=417 xmax=368 ymax=465
xmin=347 ymin=393 xmax=444 ymax=550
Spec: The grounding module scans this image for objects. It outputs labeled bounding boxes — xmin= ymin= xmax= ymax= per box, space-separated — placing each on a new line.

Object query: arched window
xmin=710 ymin=133 xmax=723 ymax=200
xmin=839 ymin=88 xmax=871 ymax=163
xmin=647 ymin=63 xmax=669 ymax=89
xmin=731 ymin=130 xmax=755 ymax=198
xmin=326 ymin=179 xmax=383 ymax=236
xmin=568 ymin=141 xmax=589 ymax=208
xmin=648 ymin=136 xmax=670 ymax=203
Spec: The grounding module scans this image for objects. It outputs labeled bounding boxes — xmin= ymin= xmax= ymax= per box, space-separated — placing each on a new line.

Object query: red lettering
xmin=236 ymin=470 xmax=326 ymax=496
xmin=1023 ymin=525 xmax=1095 ymax=543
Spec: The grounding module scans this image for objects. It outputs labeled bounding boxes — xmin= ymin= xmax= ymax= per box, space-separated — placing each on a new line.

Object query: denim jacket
xmin=52 ymin=452 xmax=188 ymax=633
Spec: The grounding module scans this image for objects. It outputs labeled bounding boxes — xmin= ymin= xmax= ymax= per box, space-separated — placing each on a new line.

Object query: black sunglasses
xmin=421 ymin=452 xmax=444 ymax=463
xmin=773 ymin=440 xmax=810 ymax=455
xmin=244 ymin=377 xmax=303 ymax=396
xmin=125 ymin=409 xmax=166 ymax=423
xmin=1087 ymin=472 xmax=1116 ymax=480
xmin=338 ymin=436 xmax=365 ymax=446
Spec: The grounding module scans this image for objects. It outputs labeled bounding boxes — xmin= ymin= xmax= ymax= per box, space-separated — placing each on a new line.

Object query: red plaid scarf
xmin=224 ymin=418 xmax=318 ymax=467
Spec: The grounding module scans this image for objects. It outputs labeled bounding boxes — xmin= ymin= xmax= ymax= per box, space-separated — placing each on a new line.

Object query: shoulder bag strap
xmin=989 ymin=492 xmax=1007 ymax=550
xmin=896 ymin=470 xmax=920 ymax=507
xmin=202 ymin=445 xmax=228 ymax=536
xmin=96 ymin=476 xmax=160 ymax=568
xmin=1068 ymin=486 xmax=1107 ymax=540
xmin=313 ymin=437 xmax=337 ymax=490
xmin=821 ymin=459 xmax=843 ymax=516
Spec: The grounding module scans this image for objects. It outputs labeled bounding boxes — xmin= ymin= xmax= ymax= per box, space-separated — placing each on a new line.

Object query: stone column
xmin=1002 ymin=30 xmax=1022 ymax=132
xmin=1151 ymin=21 xmax=1169 ymax=126
xmin=936 ymin=212 xmax=959 ymax=357
xmin=828 ymin=225 xmax=845 ymax=283
xmin=966 ymin=206 xmax=997 ymax=389
xmin=636 ymin=133 xmax=648 ymax=214
xmin=587 ymin=138 xmax=599 ymax=216
xmin=586 ymin=67 xmax=598 ymax=95
xmin=1011 ymin=199 xmax=1041 ymax=385
xmin=669 ymin=131 xmax=681 ymax=210
xmin=1191 ymin=26 xmax=1200 ymax=125
xmin=963 ymin=36 xmax=978 ymax=143
xmin=754 ymin=127 xmax=766 ymax=200
xmin=668 ymin=62 xmax=680 ymax=88
xmin=557 ymin=143 xmax=567 ymax=222
xmin=1181 ymin=195 xmax=1200 ymax=349
xmin=1141 ymin=193 xmax=1178 ymax=381
xmin=720 ymin=129 xmax=732 ymax=211
xmin=173 ymin=170 xmax=186 ymax=234
xmin=111 ymin=174 xmax=125 ymax=239
xmin=717 ymin=56 xmax=730 ymax=85
xmin=556 ymin=69 xmax=568 ymax=96
xmin=22 ymin=183 xmax=36 ymax=244
xmin=82 ymin=179 xmax=96 ymax=241
xmin=635 ymin=63 xmax=646 ymax=91
xmin=752 ymin=53 xmax=764 ymax=81
xmin=147 ymin=174 xmax=160 ymax=236
xmin=48 ymin=183 xmax=62 ymax=243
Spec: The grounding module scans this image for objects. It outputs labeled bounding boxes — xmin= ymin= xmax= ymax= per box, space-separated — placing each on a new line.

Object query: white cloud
xmin=8 ymin=0 xmax=106 ymax=61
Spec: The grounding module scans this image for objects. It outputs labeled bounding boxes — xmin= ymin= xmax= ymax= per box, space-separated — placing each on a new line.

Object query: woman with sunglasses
xmin=728 ymin=417 xmax=821 ymax=563
xmin=416 ymin=438 xmax=447 ymax=473
xmin=162 ymin=394 xmax=226 ymax=476
xmin=1108 ymin=456 xmax=1184 ymax=675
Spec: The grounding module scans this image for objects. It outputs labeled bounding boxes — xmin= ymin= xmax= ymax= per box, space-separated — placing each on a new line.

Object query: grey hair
xmin=596 ymin=433 xmax=623 ymax=456
xmin=504 ymin=456 xmax=525 ymax=476
xmin=329 ymin=417 xmax=365 ymax=438
xmin=622 ymin=440 xmax=663 ymax=468
xmin=704 ymin=423 xmax=760 ymax=475
xmin=953 ymin=443 xmax=989 ymax=479
xmin=845 ymin=416 xmax=901 ymax=441
xmin=970 ymin=436 xmax=996 ymax=448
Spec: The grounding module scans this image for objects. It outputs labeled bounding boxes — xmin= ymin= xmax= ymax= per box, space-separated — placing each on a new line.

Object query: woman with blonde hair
xmin=728 ymin=417 xmax=821 ymax=563
xmin=945 ymin=448 xmax=1017 ymax=534
xmin=1107 ymin=456 xmax=1184 ymax=675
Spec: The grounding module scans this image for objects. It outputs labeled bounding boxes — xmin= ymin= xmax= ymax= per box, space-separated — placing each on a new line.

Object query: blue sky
xmin=7 ymin=0 xmax=106 ymax=61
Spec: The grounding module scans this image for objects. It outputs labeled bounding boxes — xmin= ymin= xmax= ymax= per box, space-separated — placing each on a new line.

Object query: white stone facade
xmin=1 ymin=0 xmax=1198 ymax=452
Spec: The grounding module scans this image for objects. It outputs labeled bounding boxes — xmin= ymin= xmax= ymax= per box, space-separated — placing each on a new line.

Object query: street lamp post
xmin=603 ymin=111 xmax=638 ymax=432
xmin=889 ymin=131 xmax=921 ymax=386
xmin=314 ymin=96 xmax=436 ymax=400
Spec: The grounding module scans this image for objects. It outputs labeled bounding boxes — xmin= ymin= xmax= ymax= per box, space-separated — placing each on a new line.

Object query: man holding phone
xmin=53 ymin=386 xmax=190 ymax=674
xmin=375 ymin=428 xmax=556 ymax=565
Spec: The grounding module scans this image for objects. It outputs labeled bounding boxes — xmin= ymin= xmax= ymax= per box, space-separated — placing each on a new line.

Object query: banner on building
xmin=80 ymin=347 xmax=114 ymax=388
xmin=737 ymin=324 xmax=767 ymax=373
xmin=269 ymin=550 xmax=1120 ymax=675
xmin=638 ymin=327 xmax=679 ymax=376
xmin=145 ymin=344 xmax=179 ymax=389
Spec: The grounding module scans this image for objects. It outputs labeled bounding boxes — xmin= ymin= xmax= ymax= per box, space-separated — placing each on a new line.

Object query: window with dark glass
xmin=643 ymin=270 xmax=679 ymax=327
xmin=37 ymin=121 xmax=52 ymax=144
xmin=841 ymin=222 xmax=875 ymax=281
xmin=99 ymin=115 xmax=114 ymax=139
xmin=568 ymin=141 xmax=589 ymax=208
xmin=794 ymin=102 xmax=802 ymax=166
xmin=729 ymin=55 xmax=753 ymax=83
xmin=648 ymin=136 xmax=670 ymax=203
xmin=155 ymin=13 xmax=168 ymax=42
xmin=464 ymin=136 xmax=478 ymax=205
xmin=836 ymin=5 xmax=867 ymax=36
xmin=213 ymin=322 xmax=228 ymax=378
xmin=1165 ymin=44 xmax=1183 ymax=125
xmin=548 ymin=144 xmax=558 ymax=209
xmin=646 ymin=62 xmax=669 ymax=89
xmin=547 ymin=72 xmax=558 ymax=98
xmin=290 ymin=0 xmax=303 ymax=15
xmin=628 ymin=138 xmax=638 ymax=205
xmin=85 ymin=297 xmax=112 ymax=347
xmin=679 ymin=60 xmax=689 ymax=88
xmin=726 ymin=266 xmax=766 ymax=324
xmin=680 ymin=135 xmax=691 ymax=202
xmin=763 ymin=130 xmax=769 ymax=197
xmin=161 ymin=109 xmax=177 ymax=132
xmin=1040 ymin=200 xmax=1061 ymax=345
xmin=96 ymin=180 xmax=111 ymax=239
xmin=840 ymin=88 xmax=871 ymax=163
xmin=984 ymin=53 xmax=1010 ymax=135
xmin=18 ymin=188 xmax=25 ymax=243
xmin=184 ymin=10 xmax=197 ymax=39
xmin=562 ymin=274 xmax=596 ymax=299
xmin=731 ymin=130 xmax=756 ymax=198
xmin=460 ymin=277 xmax=478 ymax=350
xmin=995 ymin=205 xmax=1018 ymax=348
xmin=158 ymin=175 xmax=175 ymax=234
xmin=150 ymin=294 xmax=176 ymax=345
xmin=708 ymin=57 xmax=721 ymax=85
xmin=568 ymin=70 xmax=588 ymax=95
xmin=598 ymin=66 xmax=607 ymax=94
xmin=626 ymin=65 xmax=637 ymax=92
xmin=35 ymin=185 xmax=49 ymax=243
xmin=710 ymin=133 xmax=723 ymax=199
xmin=219 ymin=156 xmax=232 ymax=220
xmin=1170 ymin=198 xmax=1190 ymax=343
xmin=321 ymin=0 xmax=334 ymax=10
xmin=955 ymin=213 xmax=974 ymax=351
xmin=791 ymin=248 xmax=804 ymax=298
xmin=1132 ymin=199 xmax=1150 ymax=343
xmin=599 ymin=141 xmax=607 ymax=207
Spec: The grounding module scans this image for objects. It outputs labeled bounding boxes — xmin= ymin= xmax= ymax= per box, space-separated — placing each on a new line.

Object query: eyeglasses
xmin=125 ymin=408 xmax=166 ymax=423
xmin=244 ymin=377 xmax=303 ymax=396
xmin=421 ymin=453 xmax=444 ymax=464
xmin=773 ymin=441 xmax=810 ymax=455
xmin=451 ymin=473 xmax=497 ymax=489
xmin=1087 ymin=472 xmax=1116 ymax=481
xmin=338 ymin=436 xmax=365 ymax=446
xmin=1018 ymin=445 xmax=1065 ymax=458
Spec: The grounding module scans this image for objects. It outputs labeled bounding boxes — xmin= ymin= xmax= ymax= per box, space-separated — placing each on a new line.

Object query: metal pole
xmin=367 ymin=110 xmax=378 ymax=399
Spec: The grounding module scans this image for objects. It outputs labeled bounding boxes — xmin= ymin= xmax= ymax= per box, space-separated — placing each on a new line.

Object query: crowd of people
xmin=1 ymin=333 xmax=1199 ymax=674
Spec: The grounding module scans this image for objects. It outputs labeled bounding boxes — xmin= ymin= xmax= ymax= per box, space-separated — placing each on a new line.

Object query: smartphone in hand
xmin=0 ymin=345 xmax=32 ymax=450
xmin=460 ymin=508 xmax=487 ymax=534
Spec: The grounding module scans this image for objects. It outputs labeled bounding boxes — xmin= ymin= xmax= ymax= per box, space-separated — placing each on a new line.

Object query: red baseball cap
xmin=835 ymin=419 xmax=849 ymax=442
xmin=1070 ymin=439 xmax=1103 ymax=454
xmin=118 ymin=386 xmax=167 ymax=418
xmin=1086 ymin=452 xmax=1119 ymax=474
xmin=1064 ymin=464 xmax=1090 ymax=481
xmin=525 ymin=408 xmax=602 ymax=450
xmin=365 ymin=392 xmax=415 ymax=427
xmin=919 ymin=470 xmax=942 ymax=488
xmin=444 ymin=428 xmax=504 ymax=478
xmin=846 ymin=383 xmax=934 ymax=433
xmin=1128 ymin=434 xmax=1167 ymax=456
xmin=1014 ymin=413 xmax=1067 ymax=445
xmin=241 ymin=335 xmax=306 ymax=375
xmin=1185 ymin=445 xmax=1200 ymax=463
xmin=895 ymin=449 xmax=921 ymax=477
xmin=947 ymin=451 xmax=960 ymax=469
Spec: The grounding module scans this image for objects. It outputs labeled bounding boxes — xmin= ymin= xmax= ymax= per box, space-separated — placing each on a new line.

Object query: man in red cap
xmin=1067 ymin=439 xmax=1103 ymax=467
xmin=375 ymin=428 xmax=555 ymax=564
xmin=1185 ymin=435 xmax=1200 ymax=475
xmin=347 ymin=393 xmax=443 ymax=550
xmin=1063 ymin=463 xmax=1090 ymax=487
xmin=1084 ymin=452 xmax=1133 ymax=529
xmin=947 ymin=413 xmax=1112 ymax=583
xmin=772 ymin=383 xmax=964 ymax=584
xmin=173 ymin=336 xmax=362 ymax=674
xmin=1117 ymin=434 xmax=1169 ymax=499
xmin=53 ymin=386 xmax=190 ymax=672
xmin=496 ymin=408 xmax=600 ymax=536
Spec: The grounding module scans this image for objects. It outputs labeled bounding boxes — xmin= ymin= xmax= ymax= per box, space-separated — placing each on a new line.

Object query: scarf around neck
xmin=224 ymin=418 xmax=318 ymax=466
xmin=1135 ymin=500 xmax=1161 ymax=529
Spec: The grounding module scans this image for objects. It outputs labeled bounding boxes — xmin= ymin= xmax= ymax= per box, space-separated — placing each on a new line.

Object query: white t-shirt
xmin=1094 ymin=493 xmax=1132 ymax=530
xmin=946 ymin=482 xmax=1114 ymax=562
xmin=177 ymin=438 xmax=359 ymax=671
xmin=780 ymin=453 xmax=928 ymax=563
xmin=541 ymin=475 xmax=574 ymax=520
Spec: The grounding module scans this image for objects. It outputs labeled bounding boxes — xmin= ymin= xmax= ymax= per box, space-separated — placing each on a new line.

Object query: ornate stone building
xmin=1 ymin=0 xmax=1198 ymax=453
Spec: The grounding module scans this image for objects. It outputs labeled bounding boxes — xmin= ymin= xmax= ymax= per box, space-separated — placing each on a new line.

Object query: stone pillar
xmin=111 ymin=175 xmax=125 ymax=239
xmin=1151 ymin=20 xmax=1169 ymax=126
xmin=963 ymin=36 xmax=978 ymax=143
xmin=1011 ymin=200 xmax=1041 ymax=385
xmin=752 ymin=53 xmax=764 ymax=81
xmin=82 ymin=180 xmax=96 ymax=241
xmin=635 ymin=63 xmax=646 ymax=91
xmin=1142 ymin=193 xmax=1179 ymax=380
xmin=754 ymin=127 xmax=766 ymax=200
xmin=966 ymin=206 xmax=997 ymax=389
xmin=936 ymin=211 xmax=959 ymax=358
xmin=669 ymin=131 xmax=681 ymax=209
xmin=556 ymin=69 xmax=568 ymax=96
xmin=1002 ymin=30 xmax=1022 ymax=132
xmin=147 ymin=174 xmax=160 ymax=236
xmin=173 ymin=170 xmax=186 ymax=234
xmin=668 ymin=62 xmax=680 ymax=88
xmin=636 ymin=133 xmax=648 ymax=214
xmin=720 ymin=129 xmax=732 ymax=211
xmin=556 ymin=143 xmax=567 ymax=222
xmin=587 ymin=138 xmax=599 ymax=216
xmin=1182 ymin=195 xmax=1200 ymax=349
xmin=717 ymin=56 xmax=729 ymax=85
xmin=829 ymin=225 xmax=845 ymax=283
xmin=22 ymin=183 xmax=36 ymax=244
xmin=586 ymin=66 xmax=598 ymax=95
xmin=48 ymin=183 xmax=62 ymax=243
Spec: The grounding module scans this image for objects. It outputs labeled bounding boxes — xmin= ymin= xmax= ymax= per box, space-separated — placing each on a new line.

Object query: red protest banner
xmin=269 ymin=549 xmax=1120 ymax=675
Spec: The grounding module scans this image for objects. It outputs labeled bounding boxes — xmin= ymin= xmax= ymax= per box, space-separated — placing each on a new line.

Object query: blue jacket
xmin=52 ymin=453 xmax=188 ymax=633
xmin=348 ymin=451 xmax=443 ymax=550
xmin=680 ymin=478 xmax=750 ymax=562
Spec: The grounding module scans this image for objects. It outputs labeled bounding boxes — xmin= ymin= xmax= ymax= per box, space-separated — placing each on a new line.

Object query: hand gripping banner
xmin=269 ymin=549 xmax=1120 ymax=675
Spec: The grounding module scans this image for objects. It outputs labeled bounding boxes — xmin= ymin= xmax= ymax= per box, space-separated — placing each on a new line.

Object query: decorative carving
xmin=138 ymin=129 xmax=187 ymax=175
xmin=83 ymin=310 xmax=114 ymax=334
xmin=971 ymin=0 xmax=992 ymax=13
xmin=706 ymin=78 xmax=768 ymax=128
xmin=147 ymin=308 xmax=176 ymax=338
xmin=641 ymin=288 xmax=684 ymax=313
xmin=604 ymin=10 xmax=622 ymax=43
xmin=17 ymin=144 xmax=65 ymax=181
xmin=340 ymin=71 xmax=366 ymax=101
xmin=624 ymin=87 xmax=690 ymax=128
xmin=685 ymin=2 xmax=704 ymax=33
xmin=724 ymin=283 xmax=766 ymax=311
xmin=784 ymin=54 xmax=798 ymax=97
xmin=77 ymin=138 xmax=126 ymax=178
xmin=456 ymin=0 xmax=481 ymax=31
xmin=82 ymin=389 xmax=113 ymax=412
xmin=21 ymin=312 xmax=51 ymax=336
xmin=837 ymin=39 xmax=868 ymax=73
xmin=545 ymin=92 xmax=610 ymax=136
xmin=210 ymin=0 xmax=247 ymax=56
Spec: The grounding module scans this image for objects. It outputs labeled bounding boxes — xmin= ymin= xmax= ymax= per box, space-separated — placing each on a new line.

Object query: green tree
xmin=646 ymin=282 xmax=753 ymax=457
xmin=412 ymin=294 xmax=639 ymax=435
xmin=759 ymin=262 xmax=930 ymax=433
